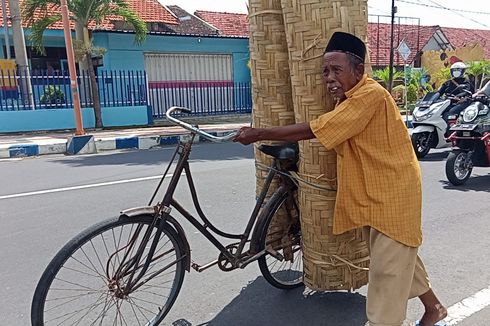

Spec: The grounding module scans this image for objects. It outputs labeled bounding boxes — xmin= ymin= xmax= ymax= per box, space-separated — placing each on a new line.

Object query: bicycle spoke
xmin=34 ymin=217 xmax=184 ymax=325
xmin=80 ymin=245 xmax=108 ymax=281
xmin=45 ymin=290 xmax=108 ymax=325
xmin=126 ymin=296 xmax=153 ymax=324
xmin=66 ymin=255 xmax=107 ymax=283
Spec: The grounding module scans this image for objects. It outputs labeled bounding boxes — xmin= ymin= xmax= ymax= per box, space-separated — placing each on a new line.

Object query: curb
xmin=0 ymin=120 xmax=413 ymax=159
xmin=0 ymin=130 xmax=240 ymax=159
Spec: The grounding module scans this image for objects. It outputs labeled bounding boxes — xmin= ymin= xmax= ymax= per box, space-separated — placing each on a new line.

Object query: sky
xmin=158 ymin=0 xmax=490 ymax=30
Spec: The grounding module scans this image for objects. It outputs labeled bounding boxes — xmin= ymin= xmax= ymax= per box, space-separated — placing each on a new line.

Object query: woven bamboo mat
xmin=279 ymin=0 xmax=370 ymax=291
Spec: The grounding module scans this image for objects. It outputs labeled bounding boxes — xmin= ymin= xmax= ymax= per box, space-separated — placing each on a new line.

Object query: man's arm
xmin=233 ymin=122 xmax=315 ymax=145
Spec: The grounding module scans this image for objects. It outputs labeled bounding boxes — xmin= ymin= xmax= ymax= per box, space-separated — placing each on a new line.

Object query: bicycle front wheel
xmin=257 ymin=188 xmax=303 ymax=289
xmin=31 ymin=215 xmax=186 ymax=326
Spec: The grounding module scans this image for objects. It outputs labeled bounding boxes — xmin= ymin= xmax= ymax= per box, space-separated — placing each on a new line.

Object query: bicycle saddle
xmin=258 ymin=143 xmax=299 ymax=160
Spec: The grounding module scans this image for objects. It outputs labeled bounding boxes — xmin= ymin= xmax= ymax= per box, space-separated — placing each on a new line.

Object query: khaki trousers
xmin=363 ymin=227 xmax=431 ymax=326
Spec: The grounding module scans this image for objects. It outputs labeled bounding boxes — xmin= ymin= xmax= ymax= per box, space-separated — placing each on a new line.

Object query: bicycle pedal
xmin=266 ymin=248 xmax=284 ymax=261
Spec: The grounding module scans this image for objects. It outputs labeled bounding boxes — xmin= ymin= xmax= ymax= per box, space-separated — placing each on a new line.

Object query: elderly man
xmin=234 ymin=32 xmax=447 ymax=326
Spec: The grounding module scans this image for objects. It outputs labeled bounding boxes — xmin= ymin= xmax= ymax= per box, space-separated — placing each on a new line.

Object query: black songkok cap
xmin=324 ymin=31 xmax=366 ymax=62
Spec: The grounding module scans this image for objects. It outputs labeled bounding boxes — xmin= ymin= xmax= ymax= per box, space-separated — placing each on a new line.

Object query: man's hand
xmin=233 ymin=123 xmax=315 ymax=145
xmin=233 ymin=127 xmax=262 ymax=145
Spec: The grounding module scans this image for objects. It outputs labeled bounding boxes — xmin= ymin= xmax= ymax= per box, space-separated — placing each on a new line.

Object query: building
xmin=0 ymin=1 xmax=251 ymax=120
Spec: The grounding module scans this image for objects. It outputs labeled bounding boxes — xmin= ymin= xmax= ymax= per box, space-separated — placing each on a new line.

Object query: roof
xmin=165 ymin=6 xmax=219 ymax=36
xmin=194 ymin=10 xmax=248 ymax=37
xmin=441 ymin=26 xmax=490 ymax=59
xmin=0 ymin=0 xmax=178 ymax=31
xmin=367 ymin=22 xmax=446 ymax=66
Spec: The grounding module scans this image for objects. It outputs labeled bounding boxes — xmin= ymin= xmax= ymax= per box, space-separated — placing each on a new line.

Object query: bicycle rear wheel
xmin=257 ymin=188 xmax=303 ymax=289
xmin=31 ymin=215 xmax=186 ymax=326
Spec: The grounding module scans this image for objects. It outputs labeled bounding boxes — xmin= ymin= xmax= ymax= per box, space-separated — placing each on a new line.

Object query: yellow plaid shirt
xmin=310 ymin=74 xmax=422 ymax=247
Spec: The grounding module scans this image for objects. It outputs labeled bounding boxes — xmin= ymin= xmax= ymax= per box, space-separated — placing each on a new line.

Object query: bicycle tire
xmin=257 ymin=187 xmax=303 ymax=289
xmin=31 ymin=215 xmax=186 ymax=326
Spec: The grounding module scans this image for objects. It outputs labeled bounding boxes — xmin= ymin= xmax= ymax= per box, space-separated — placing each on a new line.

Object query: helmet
xmin=450 ymin=62 xmax=467 ymax=78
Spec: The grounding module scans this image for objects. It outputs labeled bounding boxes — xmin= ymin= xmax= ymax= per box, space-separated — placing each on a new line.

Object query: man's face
xmin=322 ymin=52 xmax=364 ymax=102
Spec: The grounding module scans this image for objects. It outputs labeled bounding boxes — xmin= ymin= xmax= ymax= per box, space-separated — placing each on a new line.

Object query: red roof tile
xmin=194 ymin=10 xmax=248 ymax=37
xmin=367 ymin=22 xmax=442 ymax=66
xmin=0 ymin=0 xmax=178 ymax=31
xmin=441 ymin=26 xmax=490 ymax=59
xmin=165 ymin=6 xmax=219 ymax=36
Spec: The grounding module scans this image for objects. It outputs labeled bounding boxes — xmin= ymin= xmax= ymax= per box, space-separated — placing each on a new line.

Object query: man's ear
xmin=356 ymin=63 xmax=365 ymax=80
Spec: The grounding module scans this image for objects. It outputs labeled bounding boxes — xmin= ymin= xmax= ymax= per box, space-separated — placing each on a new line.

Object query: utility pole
xmin=1 ymin=0 xmax=10 ymax=58
xmin=61 ymin=0 xmax=85 ymax=135
xmin=388 ymin=0 xmax=396 ymax=93
xmin=9 ymin=0 xmax=34 ymax=107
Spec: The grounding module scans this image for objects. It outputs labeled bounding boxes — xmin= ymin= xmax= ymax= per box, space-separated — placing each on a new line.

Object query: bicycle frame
xmin=119 ymin=131 xmax=297 ymax=289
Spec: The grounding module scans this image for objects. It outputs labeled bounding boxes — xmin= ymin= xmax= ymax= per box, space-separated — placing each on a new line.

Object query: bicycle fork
xmin=107 ymin=214 xmax=183 ymax=297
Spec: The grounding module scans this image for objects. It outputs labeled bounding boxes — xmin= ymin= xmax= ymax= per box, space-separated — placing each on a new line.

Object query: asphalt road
xmin=0 ymin=143 xmax=489 ymax=326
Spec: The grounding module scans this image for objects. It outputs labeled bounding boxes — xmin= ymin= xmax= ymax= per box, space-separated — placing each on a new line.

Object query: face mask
xmin=452 ymin=70 xmax=462 ymax=78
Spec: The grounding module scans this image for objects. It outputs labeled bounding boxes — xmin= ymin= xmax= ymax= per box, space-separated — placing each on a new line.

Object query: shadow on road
xmin=440 ymin=173 xmax=490 ymax=192
xmin=418 ymin=151 xmax=449 ymax=162
xmin=51 ymin=143 xmax=254 ymax=167
xmin=172 ymin=276 xmax=367 ymax=326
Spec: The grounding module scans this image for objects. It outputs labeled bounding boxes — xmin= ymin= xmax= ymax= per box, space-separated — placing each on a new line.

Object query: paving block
xmin=95 ymin=138 xmax=116 ymax=151
xmin=9 ymin=144 xmax=39 ymax=157
xmin=116 ymin=137 xmax=139 ymax=149
xmin=159 ymin=136 xmax=180 ymax=146
xmin=139 ymin=136 xmax=159 ymax=149
xmin=66 ymin=135 xmax=96 ymax=155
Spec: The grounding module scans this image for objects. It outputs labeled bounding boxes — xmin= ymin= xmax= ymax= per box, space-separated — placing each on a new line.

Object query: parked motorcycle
xmin=445 ymin=95 xmax=490 ymax=185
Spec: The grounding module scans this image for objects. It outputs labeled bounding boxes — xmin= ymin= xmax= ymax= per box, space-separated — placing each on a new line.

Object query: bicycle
xmin=31 ymin=106 xmax=303 ymax=326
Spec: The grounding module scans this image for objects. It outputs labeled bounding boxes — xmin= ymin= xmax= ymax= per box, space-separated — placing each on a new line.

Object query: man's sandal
xmin=415 ymin=321 xmax=447 ymax=326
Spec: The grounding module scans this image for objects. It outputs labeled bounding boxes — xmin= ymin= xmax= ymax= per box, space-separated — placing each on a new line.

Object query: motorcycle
xmin=445 ymin=95 xmax=490 ymax=185
xmin=411 ymin=86 xmax=471 ymax=158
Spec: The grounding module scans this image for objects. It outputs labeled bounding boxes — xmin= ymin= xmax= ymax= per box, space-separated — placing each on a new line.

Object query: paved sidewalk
xmin=0 ymin=122 xmax=249 ymax=159
xmin=0 ymin=113 xmax=412 ymax=159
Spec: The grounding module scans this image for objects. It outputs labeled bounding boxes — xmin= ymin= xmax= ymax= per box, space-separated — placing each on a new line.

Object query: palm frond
xmin=22 ymin=0 xmax=60 ymax=25
xmin=106 ymin=6 xmax=148 ymax=44
xmin=28 ymin=14 xmax=63 ymax=55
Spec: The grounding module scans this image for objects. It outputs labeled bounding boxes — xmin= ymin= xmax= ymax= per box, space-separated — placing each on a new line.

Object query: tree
xmin=466 ymin=60 xmax=490 ymax=91
xmin=22 ymin=0 xmax=148 ymax=128
xmin=373 ymin=66 xmax=403 ymax=88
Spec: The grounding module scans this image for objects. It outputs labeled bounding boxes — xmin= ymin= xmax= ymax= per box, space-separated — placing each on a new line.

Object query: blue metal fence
xmin=148 ymin=81 xmax=252 ymax=118
xmin=0 ymin=69 xmax=148 ymax=111
xmin=0 ymin=68 xmax=253 ymax=118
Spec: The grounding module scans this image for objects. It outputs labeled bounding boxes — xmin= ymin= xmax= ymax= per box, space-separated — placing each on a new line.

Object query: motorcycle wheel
xmin=445 ymin=150 xmax=473 ymax=186
xmin=411 ymin=132 xmax=432 ymax=158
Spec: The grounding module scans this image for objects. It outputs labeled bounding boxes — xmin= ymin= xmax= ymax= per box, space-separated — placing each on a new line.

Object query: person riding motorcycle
xmin=438 ymin=62 xmax=474 ymax=121
xmin=436 ymin=62 xmax=474 ymax=136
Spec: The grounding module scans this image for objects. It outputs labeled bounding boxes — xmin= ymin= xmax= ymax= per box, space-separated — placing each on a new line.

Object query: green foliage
xmin=432 ymin=67 xmax=451 ymax=88
xmin=22 ymin=0 xmax=148 ymax=56
xmin=466 ymin=60 xmax=490 ymax=90
xmin=40 ymin=86 xmax=65 ymax=105
xmin=391 ymin=67 xmax=433 ymax=107
xmin=373 ymin=67 xmax=404 ymax=86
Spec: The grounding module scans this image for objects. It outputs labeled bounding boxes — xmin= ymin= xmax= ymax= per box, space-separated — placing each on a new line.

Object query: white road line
xmin=0 ymin=174 xmax=180 ymax=200
xmin=445 ymin=285 xmax=490 ymax=325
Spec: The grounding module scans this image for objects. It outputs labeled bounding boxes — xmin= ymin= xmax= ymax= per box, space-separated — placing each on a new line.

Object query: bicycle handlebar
xmin=165 ymin=106 xmax=238 ymax=143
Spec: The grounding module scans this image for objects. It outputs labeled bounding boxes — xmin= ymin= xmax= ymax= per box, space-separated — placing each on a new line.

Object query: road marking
xmin=0 ymin=174 xmax=181 ymax=200
xmin=445 ymin=285 xmax=490 ymax=325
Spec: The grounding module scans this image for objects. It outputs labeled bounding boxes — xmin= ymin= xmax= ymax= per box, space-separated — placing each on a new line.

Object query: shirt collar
xmin=344 ymin=74 xmax=368 ymax=98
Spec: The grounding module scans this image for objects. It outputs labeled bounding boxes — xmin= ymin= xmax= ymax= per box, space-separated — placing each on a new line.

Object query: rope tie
xmin=255 ymin=162 xmax=337 ymax=192
xmin=248 ymin=9 xmax=283 ymax=18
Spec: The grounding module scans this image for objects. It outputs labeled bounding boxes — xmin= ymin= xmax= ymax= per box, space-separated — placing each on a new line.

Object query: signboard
xmin=397 ymin=40 xmax=411 ymax=62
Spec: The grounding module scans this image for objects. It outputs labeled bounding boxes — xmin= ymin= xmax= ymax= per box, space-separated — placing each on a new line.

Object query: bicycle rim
xmin=259 ymin=190 xmax=303 ymax=289
xmin=32 ymin=215 xmax=185 ymax=326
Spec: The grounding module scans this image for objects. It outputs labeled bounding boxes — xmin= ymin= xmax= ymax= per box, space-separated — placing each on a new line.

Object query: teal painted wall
xmin=0 ymin=28 xmax=251 ymax=83
xmin=94 ymin=32 xmax=251 ymax=83
xmin=0 ymin=28 xmax=69 ymax=51
xmin=0 ymin=106 xmax=150 ymax=133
